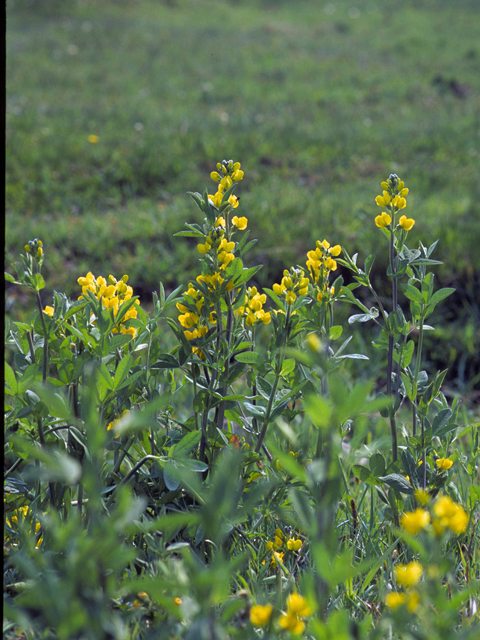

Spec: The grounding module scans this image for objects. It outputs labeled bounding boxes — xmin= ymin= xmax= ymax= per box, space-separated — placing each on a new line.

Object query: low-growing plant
xmin=4 ymin=161 xmax=479 ymax=639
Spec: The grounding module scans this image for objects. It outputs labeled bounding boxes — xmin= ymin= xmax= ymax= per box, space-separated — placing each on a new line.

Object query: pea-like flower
xmin=249 ymin=604 xmax=272 ymax=627
xmin=375 ymin=212 xmax=392 ymax=229
xmin=432 ymin=495 xmax=468 ymax=535
xmin=436 ymin=457 xmax=453 ymax=471
xmin=398 ymin=214 xmax=415 ymax=230
xmin=394 ymin=561 xmax=423 ymax=588
xmin=400 ymin=508 xmax=430 ymax=535
xmin=278 ymin=593 xmax=312 ymax=635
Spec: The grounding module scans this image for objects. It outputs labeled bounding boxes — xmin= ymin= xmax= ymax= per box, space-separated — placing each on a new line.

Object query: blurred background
xmin=5 ymin=0 xmax=480 ymax=398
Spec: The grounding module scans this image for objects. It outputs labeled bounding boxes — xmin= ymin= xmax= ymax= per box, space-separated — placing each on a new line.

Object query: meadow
xmin=4 ymin=0 xmax=480 ymax=638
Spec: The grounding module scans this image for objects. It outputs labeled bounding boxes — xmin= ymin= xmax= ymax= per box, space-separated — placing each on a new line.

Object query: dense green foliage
xmin=4 ymin=162 xmax=479 ymax=639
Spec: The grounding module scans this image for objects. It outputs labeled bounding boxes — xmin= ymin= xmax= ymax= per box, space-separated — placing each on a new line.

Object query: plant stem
xmin=35 ymin=291 xmax=49 ymax=383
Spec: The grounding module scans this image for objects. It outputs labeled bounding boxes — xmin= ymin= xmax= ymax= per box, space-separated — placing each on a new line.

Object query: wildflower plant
xmin=4 ymin=162 xmax=478 ymax=640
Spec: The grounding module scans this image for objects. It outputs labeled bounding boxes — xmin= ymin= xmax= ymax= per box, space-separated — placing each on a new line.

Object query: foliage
xmin=4 ymin=164 xmax=479 ymax=639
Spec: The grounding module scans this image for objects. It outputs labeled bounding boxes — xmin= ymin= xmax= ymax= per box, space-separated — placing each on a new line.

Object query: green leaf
xmin=5 ymin=362 xmax=18 ymax=394
xmin=369 ymin=452 xmax=386 ymax=478
xmin=401 ymin=284 xmax=425 ymax=304
xmin=379 ymin=473 xmax=413 ymax=495
xmin=31 ymin=273 xmax=45 ymax=291
xmin=225 ymin=257 xmax=243 ymax=281
xmin=329 ymin=325 xmax=343 ymax=340
xmin=243 ymin=402 xmax=266 ymax=418
xmin=170 ymin=430 xmax=202 ymax=458
xmin=280 ymin=358 xmax=295 ymax=376
xmin=233 ymin=264 xmax=263 ymax=287
xmin=234 ymin=351 xmax=264 ymax=367
xmin=113 ymin=354 xmax=133 ymax=390
xmin=352 ymin=465 xmax=378 ymax=485
xmin=428 ymin=287 xmax=455 ymax=307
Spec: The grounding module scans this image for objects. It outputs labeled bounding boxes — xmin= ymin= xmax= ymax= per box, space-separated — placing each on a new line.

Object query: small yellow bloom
xmin=88 ymin=134 xmax=99 ymax=144
xmin=392 ymin=195 xmax=407 ymax=209
xmin=286 ymin=538 xmax=302 ymax=551
xmin=375 ymin=212 xmax=392 ymax=229
xmin=400 ymin=508 xmax=430 ymax=535
xmin=414 ymin=488 xmax=430 ymax=506
xmin=286 ymin=593 xmax=312 ymax=618
xmin=285 ymin=291 xmax=296 ymax=305
xmin=375 ymin=191 xmax=391 ymax=207
xmin=249 ymin=604 xmax=272 ymax=627
xmin=407 ymin=590 xmax=420 ymax=613
xmin=394 ymin=561 xmax=423 ymax=588
xmin=436 ymin=458 xmax=453 ymax=471
xmin=278 ymin=612 xmax=305 ymax=635
xmin=232 ymin=169 xmax=244 ymax=181
xmin=210 ymin=171 xmax=221 ymax=182
xmin=232 ymin=215 xmax=248 ymax=230
xmin=398 ymin=215 xmax=415 ymax=231
xmin=174 ymin=597 xmax=183 ymax=606
xmin=433 ymin=495 xmax=468 ymax=535
xmin=43 ymin=306 xmax=54 ymax=317
xmin=385 ymin=592 xmax=407 ymax=610
xmin=330 ymin=244 xmax=342 ymax=256
xmin=228 ymin=195 xmax=240 ymax=208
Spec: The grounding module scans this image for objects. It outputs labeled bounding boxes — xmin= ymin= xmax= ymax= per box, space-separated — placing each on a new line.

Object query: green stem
xmin=35 ymin=291 xmax=49 ymax=382
xmin=387 ymin=229 xmax=398 ymax=463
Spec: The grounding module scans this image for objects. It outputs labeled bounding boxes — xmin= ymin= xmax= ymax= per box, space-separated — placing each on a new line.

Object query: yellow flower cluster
xmin=400 ymin=494 xmax=468 ymax=537
xmin=107 ymin=409 xmax=130 ymax=432
xmin=24 ymin=238 xmax=44 ymax=259
xmin=235 ymin=286 xmax=271 ymax=326
xmin=209 ymin=159 xmax=244 ymax=208
xmin=306 ymin=239 xmax=341 ymax=301
xmin=5 ymin=506 xmax=43 ymax=549
xmin=265 ymin=528 xmax=302 ymax=568
xmin=386 ymin=561 xmax=423 ymax=613
xmin=272 ymin=267 xmax=309 ymax=306
xmin=375 ymin=174 xmax=415 ymax=231
xmin=432 ymin=495 xmax=469 ymax=535
xmin=278 ymin=593 xmax=312 ymax=635
xmin=77 ymin=272 xmax=140 ymax=338
xmin=197 ymin=217 xmax=236 ymax=271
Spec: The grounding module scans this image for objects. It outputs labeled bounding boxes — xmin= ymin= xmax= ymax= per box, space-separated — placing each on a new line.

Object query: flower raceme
xmin=273 ymin=267 xmax=309 ymax=306
xmin=77 ymin=272 xmax=140 ymax=338
xmin=306 ymin=239 xmax=341 ymax=301
xmin=235 ymin=286 xmax=271 ymax=327
xmin=374 ymin=174 xmax=415 ymax=231
xmin=400 ymin=494 xmax=468 ymax=537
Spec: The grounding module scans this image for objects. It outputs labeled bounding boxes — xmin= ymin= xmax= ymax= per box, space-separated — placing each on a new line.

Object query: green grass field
xmin=6 ymin=0 xmax=480 ymax=392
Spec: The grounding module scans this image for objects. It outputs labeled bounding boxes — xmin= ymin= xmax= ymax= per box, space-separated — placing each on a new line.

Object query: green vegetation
xmin=4 ymin=161 xmax=479 ymax=639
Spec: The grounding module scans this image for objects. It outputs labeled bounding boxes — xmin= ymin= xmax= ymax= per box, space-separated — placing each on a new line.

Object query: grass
xmin=5 ymin=0 xmax=480 ymax=393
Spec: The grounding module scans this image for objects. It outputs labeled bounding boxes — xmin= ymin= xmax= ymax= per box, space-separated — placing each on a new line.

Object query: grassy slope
xmin=5 ymin=0 xmax=480 ymax=391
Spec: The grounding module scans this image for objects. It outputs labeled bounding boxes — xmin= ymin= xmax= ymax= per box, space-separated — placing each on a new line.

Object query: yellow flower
xmin=436 ymin=458 xmax=453 ymax=471
xmin=286 ymin=538 xmax=302 ymax=551
xmin=88 ymin=134 xmax=99 ymax=143
xmin=232 ymin=169 xmax=244 ymax=181
xmin=394 ymin=561 xmax=423 ymax=588
xmin=174 ymin=597 xmax=183 ymax=606
xmin=249 ymin=604 xmax=272 ymax=627
xmin=270 ymin=551 xmax=284 ymax=567
xmin=414 ymin=488 xmax=430 ymax=506
xmin=278 ymin=612 xmax=305 ymax=635
xmin=375 ymin=212 xmax=392 ymax=229
xmin=433 ymin=495 xmax=468 ymax=535
xmin=43 ymin=306 xmax=54 ymax=317
xmin=385 ymin=592 xmax=407 ymax=609
xmin=398 ymin=215 xmax=415 ymax=230
xmin=407 ymin=590 xmax=420 ymax=613
xmin=375 ymin=191 xmax=391 ymax=206
xmin=232 ymin=215 xmax=248 ymax=230
xmin=392 ymin=195 xmax=407 ymax=209
xmin=286 ymin=593 xmax=312 ymax=618
xmin=228 ymin=195 xmax=240 ymax=208
xmin=400 ymin=508 xmax=430 ymax=535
